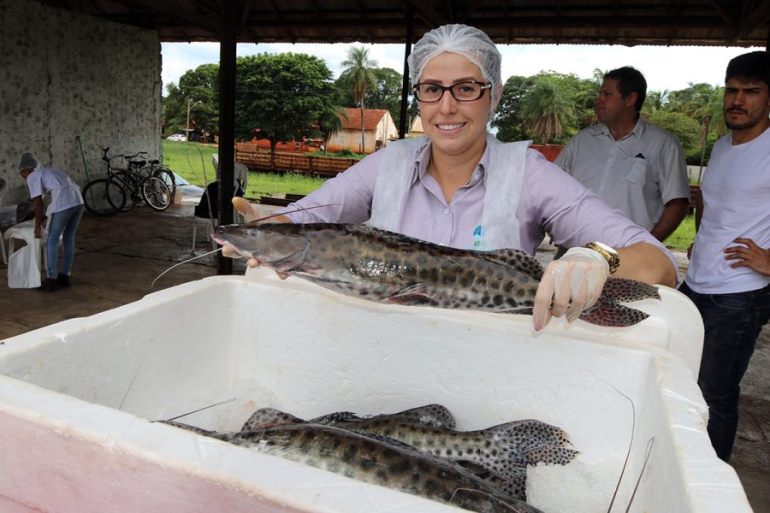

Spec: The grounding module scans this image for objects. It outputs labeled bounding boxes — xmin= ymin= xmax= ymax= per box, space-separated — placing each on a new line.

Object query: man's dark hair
xmin=725 ymin=51 xmax=770 ymax=88
xmin=604 ymin=66 xmax=647 ymax=115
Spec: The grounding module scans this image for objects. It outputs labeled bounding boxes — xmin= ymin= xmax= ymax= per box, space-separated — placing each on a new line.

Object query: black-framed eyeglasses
xmin=412 ymin=81 xmax=492 ymax=103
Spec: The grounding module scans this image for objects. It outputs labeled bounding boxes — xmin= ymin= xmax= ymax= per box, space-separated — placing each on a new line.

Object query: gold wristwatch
xmin=584 ymin=241 xmax=620 ymax=274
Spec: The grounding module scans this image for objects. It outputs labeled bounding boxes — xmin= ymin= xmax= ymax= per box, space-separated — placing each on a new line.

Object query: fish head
xmin=213 ymin=223 xmax=309 ymax=272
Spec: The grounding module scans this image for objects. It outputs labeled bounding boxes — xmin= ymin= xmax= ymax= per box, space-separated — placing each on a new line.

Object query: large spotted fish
xmin=163 ymin=420 xmax=546 ymax=513
xmin=241 ymin=404 xmax=578 ymax=501
xmin=213 ymin=222 xmax=659 ymax=327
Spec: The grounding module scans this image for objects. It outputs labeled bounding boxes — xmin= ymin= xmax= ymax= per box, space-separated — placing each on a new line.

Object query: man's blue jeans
xmin=46 ymin=204 xmax=84 ymax=279
xmin=679 ymin=281 xmax=770 ymax=462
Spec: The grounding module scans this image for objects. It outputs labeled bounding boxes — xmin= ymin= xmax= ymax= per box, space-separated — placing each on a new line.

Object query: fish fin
xmin=602 ymin=277 xmax=661 ymax=303
xmin=310 ymin=411 xmax=362 ymax=423
xmin=390 ymin=404 xmax=457 ymax=429
xmin=477 ymin=248 xmax=544 ymax=280
xmin=521 ymin=445 xmax=580 ymax=466
xmin=385 ymin=284 xmax=439 ymax=306
xmin=241 ymin=407 xmax=305 ymax=431
xmin=483 ymin=470 xmax=528 ymax=502
xmin=480 ymin=419 xmax=576 ymax=478
xmin=579 ymin=297 xmax=650 ymax=327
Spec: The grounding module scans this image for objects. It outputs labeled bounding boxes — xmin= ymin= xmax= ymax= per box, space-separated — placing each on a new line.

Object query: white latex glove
xmin=532 ymin=247 xmax=610 ymax=331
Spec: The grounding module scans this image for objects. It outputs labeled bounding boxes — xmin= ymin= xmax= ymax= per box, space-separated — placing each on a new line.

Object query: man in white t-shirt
xmin=18 ymin=153 xmax=84 ymax=292
xmin=680 ymin=51 xmax=770 ymax=462
xmin=556 ymin=66 xmax=690 ymax=241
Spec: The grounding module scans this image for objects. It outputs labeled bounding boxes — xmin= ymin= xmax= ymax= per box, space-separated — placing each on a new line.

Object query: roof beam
xmin=735 ymin=1 xmax=770 ymax=39
xmin=398 ymin=0 xmax=446 ymax=27
xmin=120 ymin=0 xmax=220 ymax=36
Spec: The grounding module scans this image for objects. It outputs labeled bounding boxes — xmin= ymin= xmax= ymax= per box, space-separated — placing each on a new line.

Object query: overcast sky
xmin=161 ymin=42 xmax=762 ymax=96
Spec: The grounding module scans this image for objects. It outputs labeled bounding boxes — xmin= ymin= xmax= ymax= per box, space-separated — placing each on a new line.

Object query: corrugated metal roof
xmin=34 ymin=0 xmax=770 ymax=47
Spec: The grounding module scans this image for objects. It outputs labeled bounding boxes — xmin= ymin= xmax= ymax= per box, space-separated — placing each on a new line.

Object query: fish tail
xmin=579 ymin=297 xmax=650 ymax=327
xmin=602 ymin=277 xmax=661 ymax=303
xmin=483 ymin=420 xmax=578 ymax=468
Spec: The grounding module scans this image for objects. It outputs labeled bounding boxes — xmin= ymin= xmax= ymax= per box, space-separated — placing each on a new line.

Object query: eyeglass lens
xmin=414 ymin=81 xmax=488 ymax=102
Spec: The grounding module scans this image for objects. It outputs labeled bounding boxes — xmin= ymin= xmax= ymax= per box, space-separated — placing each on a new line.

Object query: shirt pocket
xmin=625 ymin=157 xmax=648 ymax=185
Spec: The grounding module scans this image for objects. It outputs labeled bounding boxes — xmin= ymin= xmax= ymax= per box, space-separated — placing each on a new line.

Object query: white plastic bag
xmin=8 ymin=237 xmax=42 ymax=288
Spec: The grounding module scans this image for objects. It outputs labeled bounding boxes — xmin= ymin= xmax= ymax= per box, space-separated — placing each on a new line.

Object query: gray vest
xmin=369 ymin=134 xmax=530 ymax=250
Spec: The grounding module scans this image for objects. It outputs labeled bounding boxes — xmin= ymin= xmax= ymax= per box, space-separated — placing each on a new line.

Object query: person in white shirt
xmin=556 ymin=66 xmax=690 ymax=242
xmin=680 ymin=51 xmax=770 ymax=462
xmin=18 ymin=152 xmax=84 ymax=292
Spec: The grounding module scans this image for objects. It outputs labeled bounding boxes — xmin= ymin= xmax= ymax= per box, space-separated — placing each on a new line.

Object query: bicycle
xmin=82 ymin=148 xmax=171 ymax=215
xmin=142 ymin=158 xmax=177 ymax=201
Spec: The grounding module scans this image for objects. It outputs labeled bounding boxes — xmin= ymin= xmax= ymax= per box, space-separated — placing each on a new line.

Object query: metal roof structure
xmin=34 ymin=0 xmax=770 ymax=47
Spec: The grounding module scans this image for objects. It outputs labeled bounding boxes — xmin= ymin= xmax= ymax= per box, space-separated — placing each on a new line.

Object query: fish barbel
xmin=213 ymin=222 xmax=659 ymax=327
xmin=242 ymin=404 xmax=578 ymax=501
xmin=171 ymin=420 xmax=545 ymax=513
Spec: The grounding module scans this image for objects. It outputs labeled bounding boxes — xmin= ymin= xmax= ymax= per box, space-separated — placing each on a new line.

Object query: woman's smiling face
xmin=418 ymin=52 xmax=492 ymax=160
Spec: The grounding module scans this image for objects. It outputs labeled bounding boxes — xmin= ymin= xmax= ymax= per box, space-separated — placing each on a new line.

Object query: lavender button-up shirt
xmin=282 ymin=140 xmax=672 ymax=265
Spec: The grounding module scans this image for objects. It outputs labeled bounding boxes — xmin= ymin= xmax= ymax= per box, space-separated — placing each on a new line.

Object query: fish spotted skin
xmin=213 ymin=223 xmax=658 ymax=327
xmin=242 ymin=404 xmax=457 ymax=432
xmin=225 ymin=423 xmax=546 ymax=513
xmin=239 ymin=405 xmax=576 ymax=501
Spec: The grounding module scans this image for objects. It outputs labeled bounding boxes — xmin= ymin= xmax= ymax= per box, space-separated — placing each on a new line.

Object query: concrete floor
xmin=0 ymin=204 xmax=768 ymax=512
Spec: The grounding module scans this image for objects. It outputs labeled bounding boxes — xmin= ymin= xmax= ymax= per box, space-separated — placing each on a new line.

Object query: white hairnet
xmin=408 ymin=24 xmax=503 ymax=111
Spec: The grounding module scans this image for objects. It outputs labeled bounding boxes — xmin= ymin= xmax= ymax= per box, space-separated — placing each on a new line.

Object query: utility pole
xmin=185 ymin=99 xmax=202 ymax=141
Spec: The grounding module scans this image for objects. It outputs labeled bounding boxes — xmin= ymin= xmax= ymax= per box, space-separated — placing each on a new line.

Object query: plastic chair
xmin=191 ymin=181 xmax=244 ymax=252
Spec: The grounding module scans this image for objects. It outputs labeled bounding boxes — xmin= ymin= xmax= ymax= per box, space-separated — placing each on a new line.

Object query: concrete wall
xmin=0 ymin=0 xmax=161 ymax=204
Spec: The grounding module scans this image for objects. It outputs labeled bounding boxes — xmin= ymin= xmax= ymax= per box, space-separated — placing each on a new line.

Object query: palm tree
xmin=519 ymin=76 xmax=574 ymax=144
xmin=693 ymin=86 xmax=726 ymax=181
xmin=339 ymin=46 xmax=377 ymax=153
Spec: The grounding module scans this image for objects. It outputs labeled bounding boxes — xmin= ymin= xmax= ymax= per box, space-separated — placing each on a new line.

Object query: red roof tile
xmin=339 ymin=108 xmax=389 ymax=131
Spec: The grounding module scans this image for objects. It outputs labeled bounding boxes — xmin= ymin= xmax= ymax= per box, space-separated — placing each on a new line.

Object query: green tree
xmin=163 ymin=64 xmax=220 ymax=139
xmin=339 ymin=46 xmax=377 ymax=153
xmin=665 ymin=83 xmax=726 ymax=169
xmin=318 ymin=108 xmax=345 ymax=155
xmin=648 ymin=111 xmax=701 ymax=160
xmin=235 ymin=53 xmax=336 ymax=165
xmin=492 ymin=75 xmax=534 ymax=142
xmin=519 ymin=74 xmax=575 ymax=144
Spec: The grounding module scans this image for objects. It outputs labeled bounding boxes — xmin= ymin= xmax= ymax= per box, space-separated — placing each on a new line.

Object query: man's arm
xmin=31 ymin=196 xmax=45 ymax=238
xmin=650 ymin=198 xmax=689 ymax=241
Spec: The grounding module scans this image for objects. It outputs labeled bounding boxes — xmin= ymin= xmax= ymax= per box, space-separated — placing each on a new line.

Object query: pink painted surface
xmin=0 ymin=411 xmax=303 ymax=513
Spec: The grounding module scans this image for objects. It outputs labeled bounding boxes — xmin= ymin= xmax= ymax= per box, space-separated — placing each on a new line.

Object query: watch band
xmin=584 ymin=241 xmax=620 ymax=274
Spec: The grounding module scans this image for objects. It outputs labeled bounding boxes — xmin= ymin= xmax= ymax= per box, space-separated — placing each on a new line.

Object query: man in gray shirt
xmin=556 ymin=66 xmax=690 ymax=242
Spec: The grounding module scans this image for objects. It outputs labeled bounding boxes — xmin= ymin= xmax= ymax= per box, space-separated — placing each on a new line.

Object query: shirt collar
xmin=590 ymin=118 xmax=645 ymax=141
xmin=411 ymin=140 xmax=488 ymax=187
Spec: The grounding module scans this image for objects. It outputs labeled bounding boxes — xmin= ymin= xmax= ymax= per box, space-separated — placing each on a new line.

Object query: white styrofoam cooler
xmin=0 ymin=269 xmax=753 ymax=513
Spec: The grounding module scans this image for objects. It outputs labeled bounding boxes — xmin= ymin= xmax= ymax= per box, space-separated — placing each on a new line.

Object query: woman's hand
xmin=532 ymin=247 xmax=610 ymax=331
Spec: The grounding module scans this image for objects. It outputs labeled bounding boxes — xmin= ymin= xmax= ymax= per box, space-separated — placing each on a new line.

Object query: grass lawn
xmin=162 ymin=140 xmax=326 ymax=198
xmin=664 ymin=214 xmax=695 ymax=252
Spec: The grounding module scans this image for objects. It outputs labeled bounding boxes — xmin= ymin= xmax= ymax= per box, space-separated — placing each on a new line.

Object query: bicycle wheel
xmin=152 ymin=167 xmax=176 ymax=199
xmin=109 ymin=172 xmax=137 ymax=212
xmin=141 ymin=176 xmax=172 ymax=211
xmin=82 ymin=178 xmax=125 ymax=216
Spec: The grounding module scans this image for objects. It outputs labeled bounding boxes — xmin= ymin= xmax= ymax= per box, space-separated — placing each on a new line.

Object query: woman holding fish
xmin=223 ymin=24 xmax=677 ymax=331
